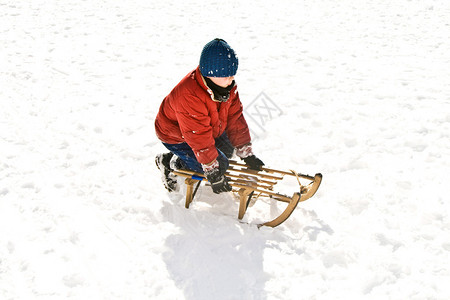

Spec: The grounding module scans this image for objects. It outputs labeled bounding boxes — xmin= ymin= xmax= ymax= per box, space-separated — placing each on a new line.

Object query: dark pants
xmin=162 ymin=132 xmax=234 ymax=173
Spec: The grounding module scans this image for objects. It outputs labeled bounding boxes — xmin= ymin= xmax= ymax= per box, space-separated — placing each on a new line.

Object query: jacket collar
xmin=194 ymin=66 xmax=237 ymax=103
xmin=194 ymin=66 xmax=215 ymax=101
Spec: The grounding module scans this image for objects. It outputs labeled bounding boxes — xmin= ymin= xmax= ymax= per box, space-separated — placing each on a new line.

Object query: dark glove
xmin=242 ymin=155 xmax=265 ymax=171
xmin=205 ymin=167 xmax=232 ymax=194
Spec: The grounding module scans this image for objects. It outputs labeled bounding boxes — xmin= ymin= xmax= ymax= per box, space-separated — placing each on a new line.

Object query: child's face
xmin=208 ymin=76 xmax=235 ymax=88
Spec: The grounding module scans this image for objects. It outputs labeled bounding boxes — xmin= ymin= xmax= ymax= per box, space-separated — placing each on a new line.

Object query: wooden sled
xmin=172 ymin=160 xmax=322 ymax=228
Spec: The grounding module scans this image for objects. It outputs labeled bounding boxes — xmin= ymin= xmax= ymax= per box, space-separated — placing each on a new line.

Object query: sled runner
xmin=172 ymin=160 xmax=322 ymax=228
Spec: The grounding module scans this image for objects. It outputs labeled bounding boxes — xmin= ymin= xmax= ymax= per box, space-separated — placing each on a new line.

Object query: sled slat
xmin=229 ymin=160 xmax=315 ymax=181
xmin=173 ymin=169 xmax=204 ymax=179
xmin=229 ymin=183 xmax=292 ymax=202
xmin=228 ymin=179 xmax=273 ymax=190
xmin=228 ymin=166 xmax=283 ymax=180
xmin=225 ymin=172 xmax=277 ymax=186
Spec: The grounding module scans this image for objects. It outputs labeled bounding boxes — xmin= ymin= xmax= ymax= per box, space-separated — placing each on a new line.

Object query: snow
xmin=1 ymin=0 xmax=450 ymax=299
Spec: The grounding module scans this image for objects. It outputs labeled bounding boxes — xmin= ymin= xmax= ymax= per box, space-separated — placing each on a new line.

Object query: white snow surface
xmin=1 ymin=0 xmax=450 ymax=299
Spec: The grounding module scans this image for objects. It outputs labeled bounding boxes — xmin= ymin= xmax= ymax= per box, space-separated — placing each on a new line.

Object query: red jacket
xmin=155 ymin=67 xmax=251 ymax=164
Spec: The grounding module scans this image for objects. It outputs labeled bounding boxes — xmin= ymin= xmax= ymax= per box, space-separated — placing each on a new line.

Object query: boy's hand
xmin=243 ymin=155 xmax=264 ymax=171
xmin=205 ymin=167 xmax=232 ymax=194
xmin=202 ymin=152 xmax=231 ymax=194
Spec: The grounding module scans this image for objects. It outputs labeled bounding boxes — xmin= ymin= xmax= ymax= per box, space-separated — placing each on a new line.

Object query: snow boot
xmin=155 ymin=152 xmax=178 ymax=192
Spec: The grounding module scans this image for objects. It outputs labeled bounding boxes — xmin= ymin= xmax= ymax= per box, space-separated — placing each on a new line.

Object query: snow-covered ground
xmin=1 ymin=0 xmax=450 ymax=299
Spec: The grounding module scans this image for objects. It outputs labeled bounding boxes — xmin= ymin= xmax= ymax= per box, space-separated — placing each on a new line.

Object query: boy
xmin=155 ymin=38 xmax=264 ymax=194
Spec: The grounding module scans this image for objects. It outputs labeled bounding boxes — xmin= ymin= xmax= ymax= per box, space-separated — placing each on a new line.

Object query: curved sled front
xmin=259 ymin=192 xmax=301 ymax=228
xmin=299 ymin=173 xmax=322 ymax=202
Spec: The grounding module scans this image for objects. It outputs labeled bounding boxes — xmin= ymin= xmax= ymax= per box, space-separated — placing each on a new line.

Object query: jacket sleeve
xmin=226 ymin=90 xmax=251 ymax=148
xmin=175 ymin=93 xmax=218 ymax=165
